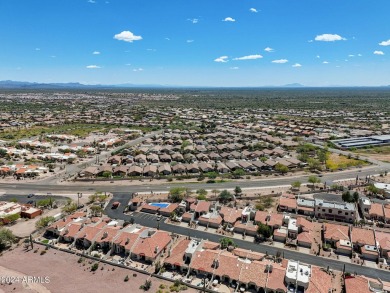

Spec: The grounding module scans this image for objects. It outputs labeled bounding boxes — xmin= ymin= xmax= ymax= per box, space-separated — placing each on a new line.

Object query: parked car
xmin=27 ymin=194 xmax=35 ymax=198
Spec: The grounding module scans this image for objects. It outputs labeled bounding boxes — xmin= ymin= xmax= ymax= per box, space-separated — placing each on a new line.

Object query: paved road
xmin=103 ymin=193 xmax=390 ymax=282
xmin=0 ymin=163 xmax=388 ymax=195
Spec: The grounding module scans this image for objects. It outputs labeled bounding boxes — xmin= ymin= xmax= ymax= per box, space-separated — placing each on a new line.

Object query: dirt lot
xmin=0 ymin=244 xmax=196 ymax=293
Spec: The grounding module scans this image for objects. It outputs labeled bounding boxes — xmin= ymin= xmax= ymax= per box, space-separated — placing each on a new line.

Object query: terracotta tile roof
xmin=351 ymin=227 xmax=375 ymax=246
xmin=384 ymin=206 xmax=390 ymax=219
xmin=190 ymin=249 xmax=219 ymax=272
xmin=266 ymin=266 xmax=286 ymax=291
xmin=297 ymin=231 xmax=313 ymax=244
xmin=141 ymin=204 xmax=160 ymax=211
xmin=194 ymin=201 xmax=210 ymax=213
xmin=202 ymin=241 xmax=220 ymax=250
xmin=254 ymin=211 xmax=269 ymax=224
xmin=131 ymin=230 xmax=172 ymax=259
xmin=214 ymin=251 xmax=243 ymax=281
xmin=267 ymin=213 xmax=284 ymax=227
xmin=375 ymin=231 xmax=390 ymax=251
xmin=220 ymin=206 xmax=243 ymax=224
xmin=95 ymin=226 xmax=121 ymax=244
xmin=369 ymin=203 xmax=384 ymax=217
xmin=324 ymin=223 xmax=350 ymax=242
xmin=239 ymin=261 xmax=267 ymax=288
xmin=77 ymin=224 xmax=104 ymax=242
xmin=232 ymin=248 xmax=264 ymax=261
xmin=159 ymin=203 xmax=179 ymax=214
xmin=279 ymin=195 xmax=297 ymax=209
xmin=344 ymin=276 xmax=371 ymax=293
xmin=164 ymin=238 xmax=191 ymax=267
xmin=297 ymin=217 xmax=314 ymax=232
xmin=306 ymin=266 xmax=332 ymax=293
xmin=61 ymin=223 xmax=82 ymax=238
xmin=114 ymin=231 xmax=142 ymax=250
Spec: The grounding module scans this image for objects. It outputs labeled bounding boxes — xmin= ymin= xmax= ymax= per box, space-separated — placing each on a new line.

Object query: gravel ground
xmin=0 ymin=244 xmax=196 ymax=293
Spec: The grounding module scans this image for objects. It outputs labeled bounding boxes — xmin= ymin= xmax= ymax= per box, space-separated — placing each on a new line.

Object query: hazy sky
xmin=1 ymin=0 xmax=389 ymax=87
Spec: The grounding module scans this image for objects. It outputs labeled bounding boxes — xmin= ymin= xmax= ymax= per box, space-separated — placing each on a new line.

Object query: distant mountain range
xmin=0 ymin=80 xmax=389 ymax=89
xmin=0 ymin=80 xmax=168 ymax=89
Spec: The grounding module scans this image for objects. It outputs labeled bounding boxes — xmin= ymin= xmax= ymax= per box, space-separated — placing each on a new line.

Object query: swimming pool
xmin=149 ymin=202 xmax=170 ymax=209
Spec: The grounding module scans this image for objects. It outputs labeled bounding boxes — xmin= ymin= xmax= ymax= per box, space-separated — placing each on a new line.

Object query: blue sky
xmin=0 ymin=0 xmax=389 ymax=86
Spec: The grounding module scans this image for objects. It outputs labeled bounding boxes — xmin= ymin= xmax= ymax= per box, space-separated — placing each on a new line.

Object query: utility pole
xmin=77 ymin=192 xmax=83 ymax=208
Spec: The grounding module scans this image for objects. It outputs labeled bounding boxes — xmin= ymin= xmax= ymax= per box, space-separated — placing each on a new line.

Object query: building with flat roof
xmin=315 ymin=199 xmax=356 ymax=223
xmin=332 ymin=134 xmax=390 ymax=149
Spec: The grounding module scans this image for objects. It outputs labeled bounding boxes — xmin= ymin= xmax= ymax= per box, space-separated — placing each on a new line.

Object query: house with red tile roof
xmin=159 ymin=203 xmax=179 ymax=217
xmin=323 ymin=223 xmax=352 ymax=256
xmin=374 ymin=231 xmax=390 ymax=260
xmin=130 ymin=229 xmax=172 ymax=263
xmin=368 ymin=202 xmax=385 ymax=222
xmin=75 ymin=223 xmax=105 ymax=249
xmin=164 ymin=238 xmax=191 ymax=272
xmin=191 ymin=200 xmax=211 ymax=218
xmin=219 ymin=206 xmax=242 ymax=225
xmin=140 ymin=204 xmax=160 ymax=214
xmin=344 ymin=276 xmax=372 ymax=293
xmin=279 ymin=194 xmax=297 ymax=213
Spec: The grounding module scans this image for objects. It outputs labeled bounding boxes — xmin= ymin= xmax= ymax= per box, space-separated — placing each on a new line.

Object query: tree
xmin=211 ymin=189 xmax=219 ymax=198
xmin=169 ymin=187 xmax=186 ymax=202
xmin=234 ymin=186 xmax=242 ymax=196
xmin=307 ymin=158 xmax=322 ymax=171
xmin=62 ymin=202 xmax=78 ymax=214
xmin=35 ymin=216 xmax=55 ymax=229
xmin=218 ymin=190 xmax=233 ymax=203
xmin=102 ymin=171 xmax=112 ymax=178
xmin=0 ymin=228 xmax=16 ymax=250
xmin=342 ymin=191 xmax=353 ymax=203
xmin=275 ymin=163 xmax=289 ymax=174
xmin=90 ymin=205 xmax=103 ymax=217
xmin=36 ymin=198 xmax=53 ymax=208
xmin=0 ymin=149 xmax=8 ymax=158
xmin=308 ymin=176 xmax=321 ymax=189
xmin=367 ymin=184 xmax=379 ymax=195
xmin=220 ymin=237 xmax=236 ymax=249
xmin=353 ymin=191 xmax=359 ymax=203
xmin=232 ymin=168 xmax=245 ymax=178
xmin=291 ymin=181 xmax=301 ymax=190
xmin=196 ymin=189 xmax=207 ymax=196
xmin=257 ymin=222 xmax=272 ymax=238
xmin=205 ymin=171 xmax=218 ymax=179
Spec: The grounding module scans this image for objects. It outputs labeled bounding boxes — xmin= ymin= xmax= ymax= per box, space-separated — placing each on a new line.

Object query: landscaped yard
xmin=326 ymin=153 xmax=369 ymax=171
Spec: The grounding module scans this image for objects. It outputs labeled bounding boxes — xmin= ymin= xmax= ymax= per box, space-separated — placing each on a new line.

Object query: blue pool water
xmin=149 ymin=202 xmax=170 ymax=209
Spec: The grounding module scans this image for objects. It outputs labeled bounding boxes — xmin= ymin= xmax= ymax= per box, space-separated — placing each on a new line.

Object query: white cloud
xmin=147 ymin=48 xmax=156 ymax=51
xmin=292 ymin=63 xmax=302 ymax=67
xmin=322 ymin=61 xmax=329 ymax=64
xmin=264 ymin=47 xmax=274 ymax=52
xmin=379 ymin=39 xmax=390 ymax=46
xmin=35 ymin=48 xmax=41 ymax=51
xmin=214 ymin=56 xmax=229 ymax=63
xmin=186 ymin=40 xmax=194 ymax=43
xmin=50 ymin=55 xmax=56 ymax=58
xmin=88 ymin=0 xmax=96 ymax=3
xmin=374 ymin=50 xmax=384 ymax=55
xmin=86 ymin=65 xmax=101 ymax=69
xmin=92 ymin=51 xmax=100 ymax=55
xmin=114 ymin=31 xmax=142 ymax=43
xmin=316 ymin=55 xmax=320 ymax=58
xmin=358 ymin=53 xmax=362 ymax=57
xmin=348 ymin=54 xmax=354 ymax=57
xmin=272 ymin=59 xmax=288 ymax=64
xmin=249 ymin=8 xmax=258 ymax=13
xmin=125 ymin=63 xmax=131 ymax=66
xmin=165 ymin=37 xmax=170 ymax=41
xmin=233 ymin=54 xmax=263 ymax=60
xmin=315 ymin=34 xmax=346 ymax=42
xmin=188 ymin=18 xmax=199 ymax=24
xmin=133 ymin=68 xmax=144 ymax=72
xmin=230 ymin=67 xmax=239 ymax=70
xmin=223 ymin=17 xmax=236 ymax=22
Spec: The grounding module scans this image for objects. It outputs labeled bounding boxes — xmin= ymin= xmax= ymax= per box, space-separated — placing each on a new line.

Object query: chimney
xmin=154 ymin=246 xmax=159 ymax=253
